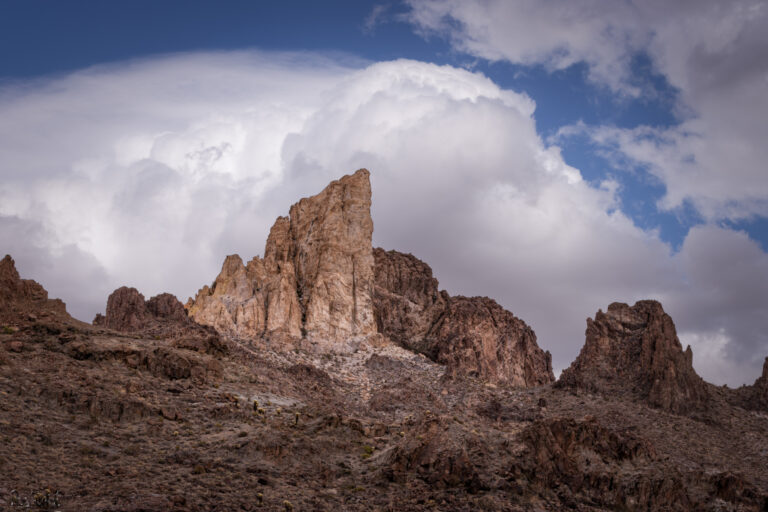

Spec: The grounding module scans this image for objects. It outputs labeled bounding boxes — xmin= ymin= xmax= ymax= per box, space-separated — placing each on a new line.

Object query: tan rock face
xmin=558 ymin=300 xmax=710 ymax=413
xmin=373 ymin=248 xmax=554 ymax=387
xmin=188 ymin=169 xmax=376 ymax=344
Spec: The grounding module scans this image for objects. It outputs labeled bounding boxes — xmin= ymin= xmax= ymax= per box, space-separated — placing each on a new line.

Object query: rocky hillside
xmin=1 ymin=170 xmax=767 ymax=511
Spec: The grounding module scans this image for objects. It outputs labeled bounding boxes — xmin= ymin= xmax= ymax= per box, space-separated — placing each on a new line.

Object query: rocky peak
xmin=95 ymin=286 xmax=224 ymax=354
xmin=373 ymin=248 xmax=553 ymax=387
xmin=729 ymin=357 xmax=768 ymax=412
xmin=0 ymin=254 xmax=68 ymax=323
xmin=99 ymin=286 xmax=148 ymax=332
xmin=188 ymin=169 xmax=376 ymax=345
xmin=557 ymin=300 xmax=709 ymax=414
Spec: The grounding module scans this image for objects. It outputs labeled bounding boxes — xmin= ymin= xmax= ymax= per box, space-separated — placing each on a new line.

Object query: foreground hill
xmin=1 ymin=170 xmax=767 ymax=511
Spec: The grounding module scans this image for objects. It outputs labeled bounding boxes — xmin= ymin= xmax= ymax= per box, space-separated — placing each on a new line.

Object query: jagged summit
xmin=187 ymin=170 xmax=554 ymax=387
xmin=373 ymin=248 xmax=553 ymax=386
xmin=94 ymin=286 xmax=224 ymax=354
xmin=558 ymin=300 xmax=710 ymax=413
xmin=0 ymin=254 xmax=71 ymax=325
xmin=187 ymin=169 xmax=376 ymax=345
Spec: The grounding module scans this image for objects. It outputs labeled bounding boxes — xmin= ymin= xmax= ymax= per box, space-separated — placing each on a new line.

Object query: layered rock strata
xmin=187 ymin=169 xmax=377 ymax=344
xmin=373 ymin=248 xmax=554 ymax=387
xmin=558 ymin=300 xmax=710 ymax=413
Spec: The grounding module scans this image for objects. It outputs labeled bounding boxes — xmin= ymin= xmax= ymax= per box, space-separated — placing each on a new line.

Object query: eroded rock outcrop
xmin=188 ymin=169 xmax=377 ymax=344
xmin=558 ymin=300 xmax=710 ymax=414
xmin=373 ymin=248 xmax=553 ymax=387
xmin=95 ymin=286 xmax=224 ymax=354
xmin=730 ymin=357 xmax=768 ymax=411
xmin=0 ymin=254 xmax=69 ymax=324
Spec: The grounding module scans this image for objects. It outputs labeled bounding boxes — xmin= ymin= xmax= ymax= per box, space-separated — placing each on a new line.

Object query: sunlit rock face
xmin=187 ymin=169 xmax=377 ymax=344
xmin=558 ymin=300 xmax=710 ymax=413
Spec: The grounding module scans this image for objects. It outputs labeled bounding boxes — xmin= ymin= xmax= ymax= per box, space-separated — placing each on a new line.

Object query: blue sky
xmin=1 ymin=0 xmax=767 ymax=385
xmin=3 ymin=1 xmax=757 ymax=250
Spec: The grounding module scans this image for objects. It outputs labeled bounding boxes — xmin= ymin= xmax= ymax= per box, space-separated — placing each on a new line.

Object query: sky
xmin=1 ymin=0 xmax=767 ymax=386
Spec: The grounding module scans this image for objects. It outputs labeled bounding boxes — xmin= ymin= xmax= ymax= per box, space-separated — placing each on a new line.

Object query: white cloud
xmin=0 ymin=51 xmax=765 ymax=385
xmin=406 ymin=0 xmax=768 ymax=221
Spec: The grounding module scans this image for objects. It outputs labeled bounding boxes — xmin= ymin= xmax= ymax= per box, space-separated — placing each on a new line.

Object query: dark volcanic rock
xmin=730 ymin=357 xmax=768 ymax=411
xmin=373 ymin=248 xmax=553 ymax=387
xmin=383 ymin=415 xmax=484 ymax=492
xmin=96 ymin=286 xmax=224 ymax=354
xmin=558 ymin=300 xmax=710 ymax=414
xmin=101 ymin=286 xmax=148 ymax=332
xmin=429 ymin=296 xmax=553 ymax=387
xmin=373 ymin=248 xmax=448 ymax=350
xmin=146 ymin=292 xmax=187 ymax=322
xmin=0 ymin=254 xmax=69 ymax=324
xmin=512 ymin=416 xmax=692 ymax=510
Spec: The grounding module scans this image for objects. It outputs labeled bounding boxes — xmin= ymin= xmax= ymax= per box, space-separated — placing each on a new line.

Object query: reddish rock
xmin=97 ymin=287 xmax=224 ymax=354
xmin=0 ymin=254 xmax=69 ymax=324
xmin=429 ymin=296 xmax=553 ymax=386
xmin=373 ymin=248 xmax=448 ymax=352
xmin=558 ymin=300 xmax=710 ymax=414
xmin=512 ymin=416 xmax=692 ymax=509
xmin=146 ymin=293 xmax=187 ymax=321
xmin=384 ymin=415 xmax=484 ymax=492
xmin=102 ymin=286 xmax=148 ymax=332
xmin=373 ymin=248 xmax=553 ymax=387
xmin=730 ymin=357 xmax=768 ymax=411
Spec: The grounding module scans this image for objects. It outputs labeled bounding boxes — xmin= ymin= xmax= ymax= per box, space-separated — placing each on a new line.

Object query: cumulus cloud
xmin=0 ymin=51 xmax=766 ymax=385
xmin=406 ymin=0 xmax=768 ymax=221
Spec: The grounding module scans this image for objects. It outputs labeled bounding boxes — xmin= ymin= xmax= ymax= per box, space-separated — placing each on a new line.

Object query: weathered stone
xmin=512 ymin=416 xmax=692 ymax=510
xmin=384 ymin=415 xmax=484 ymax=492
xmin=101 ymin=286 xmax=148 ymax=332
xmin=373 ymin=248 xmax=553 ymax=387
xmin=188 ymin=169 xmax=376 ymax=344
xmin=373 ymin=248 xmax=448 ymax=352
xmin=558 ymin=300 xmax=710 ymax=414
xmin=429 ymin=296 xmax=553 ymax=386
xmin=730 ymin=357 xmax=768 ymax=411
xmin=0 ymin=254 xmax=69 ymax=324
xmin=97 ymin=287 xmax=224 ymax=354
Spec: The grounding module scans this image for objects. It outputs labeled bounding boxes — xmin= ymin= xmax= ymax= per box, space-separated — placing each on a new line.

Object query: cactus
xmin=283 ymin=499 xmax=293 ymax=511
